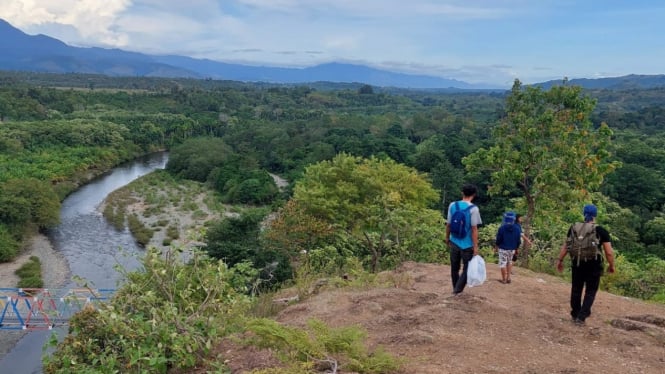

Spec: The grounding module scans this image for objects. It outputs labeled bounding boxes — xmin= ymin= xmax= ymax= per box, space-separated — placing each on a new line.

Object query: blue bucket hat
xmin=503 ymin=211 xmax=516 ymax=224
xmin=583 ymin=204 xmax=597 ymax=222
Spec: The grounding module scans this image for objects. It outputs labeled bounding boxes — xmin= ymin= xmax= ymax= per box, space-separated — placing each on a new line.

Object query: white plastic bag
xmin=467 ymin=255 xmax=486 ymax=287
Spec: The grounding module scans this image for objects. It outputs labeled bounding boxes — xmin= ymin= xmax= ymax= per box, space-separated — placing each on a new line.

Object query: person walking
xmin=446 ymin=184 xmax=482 ymax=295
xmin=556 ymin=204 xmax=616 ymax=325
xmin=494 ymin=211 xmax=521 ymax=284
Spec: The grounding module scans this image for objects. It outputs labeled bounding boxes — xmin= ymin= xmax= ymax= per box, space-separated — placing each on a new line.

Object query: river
xmin=0 ymin=152 xmax=168 ymax=374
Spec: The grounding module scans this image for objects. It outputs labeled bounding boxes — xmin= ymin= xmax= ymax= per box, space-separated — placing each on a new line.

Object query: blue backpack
xmin=450 ymin=202 xmax=474 ymax=238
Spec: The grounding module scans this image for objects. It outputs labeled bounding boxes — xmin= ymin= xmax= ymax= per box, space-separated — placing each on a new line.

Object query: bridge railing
xmin=0 ymin=288 xmax=115 ymax=331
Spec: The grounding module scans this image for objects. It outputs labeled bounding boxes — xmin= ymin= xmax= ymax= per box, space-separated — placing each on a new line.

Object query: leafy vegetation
xmin=43 ymin=248 xmax=253 ymax=373
xmin=15 ymin=255 xmax=43 ymax=288
xmin=246 ymin=318 xmax=401 ymax=373
xmin=3 ymin=70 xmax=665 ymax=371
xmin=465 ymin=80 xmax=619 ymax=261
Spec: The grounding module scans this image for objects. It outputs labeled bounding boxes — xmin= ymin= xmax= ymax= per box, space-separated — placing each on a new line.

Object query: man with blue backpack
xmin=446 ymin=184 xmax=482 ymax=295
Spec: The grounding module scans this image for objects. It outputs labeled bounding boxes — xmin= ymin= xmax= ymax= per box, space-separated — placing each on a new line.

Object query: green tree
xmin=603 ymin=163 xmax=665 ymax=211
xmin=0 ymin=178 xmax=60 ymax=229
xmin=464 ymin=80 xmax=619 ymax=259
xmin=166 ymin=137 xmax=234 ymax=182
xmin=205 ymin=210 xmax=292 ymax=287
xmin=287 ymin=153 xmax=446 ymax=271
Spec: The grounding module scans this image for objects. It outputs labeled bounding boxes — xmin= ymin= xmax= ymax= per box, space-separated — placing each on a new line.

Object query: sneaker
xmin=573 ymin=318 xmax=585 ymax=326
xmin=506 ymin=279 xmax=512 ymax=284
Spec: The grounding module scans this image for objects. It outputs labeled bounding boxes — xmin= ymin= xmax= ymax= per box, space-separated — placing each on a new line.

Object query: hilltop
xmin=216 ymin=261 xmax=665 ymax=374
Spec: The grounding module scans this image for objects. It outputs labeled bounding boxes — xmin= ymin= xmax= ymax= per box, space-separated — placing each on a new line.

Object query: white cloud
xmin=0 ymin=0 xmax=662 ymax=86
xmin=235 ymin=0 xmax=510 ymax=19
xmin=0 ymin=0 xmax=132 ymax=46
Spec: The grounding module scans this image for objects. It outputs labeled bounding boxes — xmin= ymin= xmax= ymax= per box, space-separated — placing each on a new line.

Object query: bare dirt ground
xmin=219 ymin=261 xmax=665 ymax=374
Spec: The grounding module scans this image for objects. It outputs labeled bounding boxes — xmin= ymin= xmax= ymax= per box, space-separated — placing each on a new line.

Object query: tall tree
xmin=464 ymin=80 xmax=618 ymax=259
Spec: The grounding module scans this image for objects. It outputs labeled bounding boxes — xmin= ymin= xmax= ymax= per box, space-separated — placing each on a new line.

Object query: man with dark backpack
xmin=556 ymin=204 xmax=616 ymax=325
xmin=446 ymin=184 xmax=482 ymax=295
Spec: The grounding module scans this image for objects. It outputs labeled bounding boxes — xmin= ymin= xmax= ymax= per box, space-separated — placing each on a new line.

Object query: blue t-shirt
xmin=447 ymin=201 xmax=482 ymax=250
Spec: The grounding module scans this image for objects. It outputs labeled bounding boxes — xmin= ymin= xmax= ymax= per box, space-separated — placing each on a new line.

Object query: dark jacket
xmin=496 ymin=223 xmax=521 ymax=250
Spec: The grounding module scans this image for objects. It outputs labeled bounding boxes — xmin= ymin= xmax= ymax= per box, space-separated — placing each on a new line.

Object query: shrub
xmin=0 ymin=224 xmax=19 ymax=262
xmin=43 ymin=248 xmax=253 ymax=373
xmin=127 ymin=213 xmax=153 ymax=246
xmin=15 ymin=255 xmax=43 ymax=288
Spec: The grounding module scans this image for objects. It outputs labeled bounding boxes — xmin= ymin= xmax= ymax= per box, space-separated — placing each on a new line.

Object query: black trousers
xmin=570 ymin=257 xmax=603 ymax=321
xmin=450 ymin=243 xmax=474 ymax=294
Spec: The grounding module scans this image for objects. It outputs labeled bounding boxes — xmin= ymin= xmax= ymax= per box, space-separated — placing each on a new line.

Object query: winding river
xmin=0 ymin=152 xmax=168 ymax=374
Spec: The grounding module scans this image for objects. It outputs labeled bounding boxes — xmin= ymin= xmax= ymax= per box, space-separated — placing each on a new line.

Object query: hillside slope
xmin=220 ymin=261 xmax=665 ymax=374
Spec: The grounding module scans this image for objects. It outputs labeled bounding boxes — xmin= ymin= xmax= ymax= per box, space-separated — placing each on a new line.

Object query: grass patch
xmin=127 ymin=214 xmax=153 ymax=246
xmin=166 ymin=225 xmax=180 ymax=240
xmin=192 ymin=209 xmax=208 ymax=220
xmin=15 ymin=256 xmax=44 ymax=288
xmin=246 ymin=318 xmax=402 ymax=373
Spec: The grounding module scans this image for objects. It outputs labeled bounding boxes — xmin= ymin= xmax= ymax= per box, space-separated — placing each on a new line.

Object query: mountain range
xmin=2 ymin=18 xmax=665 ymax=90
xmin=0 ymin=19 xmax=482 ymax=89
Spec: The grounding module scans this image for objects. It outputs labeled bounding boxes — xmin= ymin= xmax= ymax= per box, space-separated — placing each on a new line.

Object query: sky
xmin=1 ymin=0 xmax=664 ymax=87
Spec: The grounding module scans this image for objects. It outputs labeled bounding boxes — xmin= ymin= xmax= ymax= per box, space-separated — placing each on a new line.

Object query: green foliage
xmin=284 ymin=153 xmax=445 ymax=272
xmin=43 ymin=248 xmax=252 ymax=373
xmin=601 ymin=255 xmax=665 ymax=301
xmin=102 ymin=203 xmax=126 ymax=230
xmin=0 ymin=224 xmax=20 ymax=262
xmin=223 ymin=169 xmax=280 ymax=205
xmin=15 ymin=255 xmax=43 ymax=288
xmin=464 ymin=80 xmax=619 ymax=262
xmin=0 ymin=178 xmax=60 ymax=229
xmin=2 ymin=71 xmax=665 ymax=320
xmin=246 ymin=318 xmax=401 ymax=373
xmin=209 ymin=155 xmax=280 ymax=205
xmin=127 ymin=213 xmax=153 ymax=246
xmin=166 ymin=137 xmax=234 ymax=182
xmin=165 ymin=225 xmax=180 ymax=240
xmin=603 ymin=163 xmax=665 ymax=210
xmin=206 ymin=209 xmax=293 ymax=288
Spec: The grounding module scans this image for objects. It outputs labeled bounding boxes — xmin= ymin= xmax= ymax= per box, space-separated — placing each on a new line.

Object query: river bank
xmin=0 ymin=234 xmax=69 ymax=358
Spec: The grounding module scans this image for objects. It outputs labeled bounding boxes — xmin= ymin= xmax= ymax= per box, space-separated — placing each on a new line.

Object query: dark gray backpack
xmin=566 ymin=222 xmax=600 ymax=265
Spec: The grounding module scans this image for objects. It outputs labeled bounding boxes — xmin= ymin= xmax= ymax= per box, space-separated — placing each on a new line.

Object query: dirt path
xmin=220 ymin=261 xmax=665 ymax=374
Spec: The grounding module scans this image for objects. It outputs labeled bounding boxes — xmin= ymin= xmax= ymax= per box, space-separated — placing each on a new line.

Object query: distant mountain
xmin=0 ymin=18 xmax=482 ymax=89
xmin=535 ymin=75 xmax=665 ymax=90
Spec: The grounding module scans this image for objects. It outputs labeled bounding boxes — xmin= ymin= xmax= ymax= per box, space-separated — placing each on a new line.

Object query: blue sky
xmin=1 ymin=0 xmax=663 ymax=87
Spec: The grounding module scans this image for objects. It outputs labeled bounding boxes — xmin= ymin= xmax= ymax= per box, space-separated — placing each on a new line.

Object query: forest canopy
xmin=1 ymin=71 xmax=665 ymax=302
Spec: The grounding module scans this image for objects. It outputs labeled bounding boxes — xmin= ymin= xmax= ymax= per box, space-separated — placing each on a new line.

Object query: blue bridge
xmin=0 ymin=288 xmax=115 ymax=331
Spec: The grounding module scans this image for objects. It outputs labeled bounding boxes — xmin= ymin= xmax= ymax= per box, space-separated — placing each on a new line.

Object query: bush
xmin=15 ymin=256 xmax=43 ymax=288
xmin=0 ymin=224 xmax=19 ymax=262
xmin=43 ymin=248 xmax=253 ymax=373
xmin=127 ymin=213 xmax=153 ymax=246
